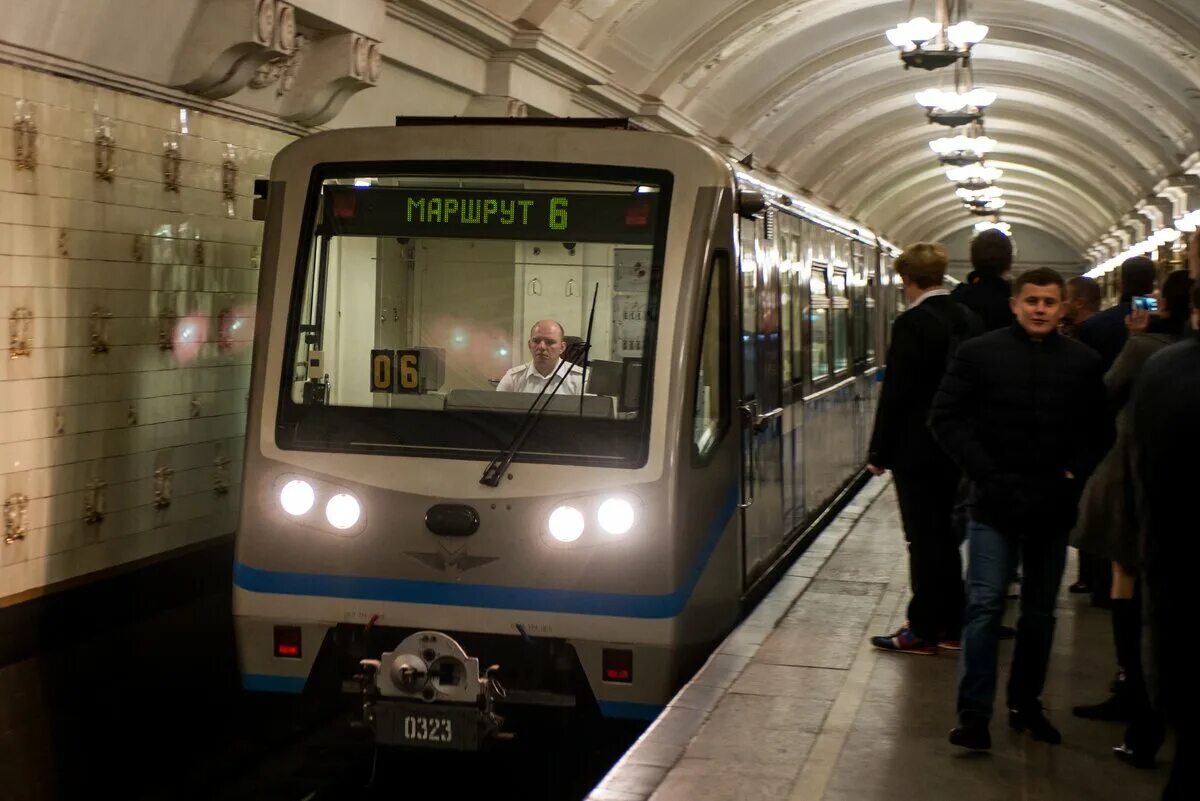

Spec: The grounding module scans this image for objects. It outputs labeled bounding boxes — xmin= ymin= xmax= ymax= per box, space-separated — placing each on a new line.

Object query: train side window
xmin=809 ymin=264 xmax=830 ymax=381
xmin=831 ymin=268 xmax=849 ymax=373
xmin=693 ymin=252 xmax=730 ymax=460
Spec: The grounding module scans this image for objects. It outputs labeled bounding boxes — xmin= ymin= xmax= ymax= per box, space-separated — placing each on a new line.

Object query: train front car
xmin=233 ymin=124 xmax=742 ymax=750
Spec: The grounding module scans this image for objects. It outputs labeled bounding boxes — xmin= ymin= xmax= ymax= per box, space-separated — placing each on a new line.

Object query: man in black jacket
xmin=954 ymin=229 xmax=1015 ymax=331
xmin=1075 ymin=256 xmax=1156 ymax=372
xmin=867 ymin=242 xmax=982 ymax=654
xmin=931 ymin=268 xmax=1112 ymax=750
xmin=1133 ymin=283 xmax=1200 ymax=800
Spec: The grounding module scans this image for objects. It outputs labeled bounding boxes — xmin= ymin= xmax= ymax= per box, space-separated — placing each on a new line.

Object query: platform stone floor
xmin=588 ymin=476 xmax=1169 ymax=801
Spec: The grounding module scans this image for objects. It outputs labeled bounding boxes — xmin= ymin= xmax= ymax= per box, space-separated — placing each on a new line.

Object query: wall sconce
xmin=4 ymin=494 xmax=29 ymax=543
xmin=154 ymin=467 xmax=174 ymax=510
xmin=10 ymin=307 xmax=33 ymax=358
xmin=94 ymin=114 xmax=116 ymax=181
xmin=163 ymin=128 xmax=182 ymax=193
xmin=213 ymin=453 xmax=231 ymax=496
xmin=84 ymin=479 xmax=107 ymax=525
xmin=158 ymin=306 xmax=178 ymax=351
xmin=13 ymin=100 xmax=36 ymax=171
xmin=90 ymin=307 xmax=112 ymax=354
xmin=222 ymin=144 xmax=239 ymax=217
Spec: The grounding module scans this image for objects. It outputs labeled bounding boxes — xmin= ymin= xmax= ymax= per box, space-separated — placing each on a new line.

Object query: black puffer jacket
xmin=952 ymin=274 xmax=1014 ymax=331
xmin=930 ymin=323 xmax=1112 ymax=533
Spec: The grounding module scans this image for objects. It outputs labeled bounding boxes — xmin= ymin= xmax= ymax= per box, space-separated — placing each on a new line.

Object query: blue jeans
xmin=957 ymin=519 xmax=1068 ymax=721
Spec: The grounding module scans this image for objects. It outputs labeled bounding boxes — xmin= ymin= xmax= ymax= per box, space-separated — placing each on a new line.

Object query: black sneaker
xmin=949 ymin=714 xmax=992 ymax=751
xmin=1008 ymin=707 xmax=1062 ymax=744
xmin=1068 ymin=581 xmax=1091 ymax=594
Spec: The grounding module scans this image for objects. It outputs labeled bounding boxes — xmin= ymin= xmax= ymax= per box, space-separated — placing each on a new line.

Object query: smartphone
xmin=1133 ymin=295 xmax=1158 ymax=312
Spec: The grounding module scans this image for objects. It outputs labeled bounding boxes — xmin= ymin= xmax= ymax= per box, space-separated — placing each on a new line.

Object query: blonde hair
xmin=896 ymin=242 xmax=948 ymax=289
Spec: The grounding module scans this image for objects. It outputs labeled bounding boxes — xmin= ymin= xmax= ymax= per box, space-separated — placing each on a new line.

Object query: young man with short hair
xmin=931 ymin=268 xmax=1112 ymax=750
xmin=867 ymin=242 xmax=982 ymax=654
xmin=954 ymin=229 xmax=1015 ymax=331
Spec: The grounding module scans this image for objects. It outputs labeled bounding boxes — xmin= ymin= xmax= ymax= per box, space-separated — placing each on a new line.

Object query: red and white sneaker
xmin=870 ymin=627 xmax=937 ymax=655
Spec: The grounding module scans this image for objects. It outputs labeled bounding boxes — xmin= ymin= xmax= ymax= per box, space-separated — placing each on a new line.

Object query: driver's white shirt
xmin=495 ymin=359 xmax=584 ymax=395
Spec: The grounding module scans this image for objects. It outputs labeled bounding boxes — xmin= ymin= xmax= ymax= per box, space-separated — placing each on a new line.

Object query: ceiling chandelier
xmin=930 ymin=122 xmax=996 ymax=166
xmin=956 ymin=186 xmax=1004 ymax=202
xmin=946 ymin=163 xmax=1003 ymax=188
xmin=885 ymin=1 xmax=988 ymax=70
xmin=964 ymin=197 xmax=1005 ymax=215
xmin=974 ymin=220 xmax=1011 ymax=235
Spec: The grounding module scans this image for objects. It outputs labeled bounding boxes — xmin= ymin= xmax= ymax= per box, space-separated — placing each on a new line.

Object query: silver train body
xmin=233 ymin=123 xmax=898 ymax=742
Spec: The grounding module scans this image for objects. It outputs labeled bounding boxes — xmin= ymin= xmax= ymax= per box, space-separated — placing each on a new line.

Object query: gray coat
xmin=1072 ymin=333 xmax=1176 ymax=569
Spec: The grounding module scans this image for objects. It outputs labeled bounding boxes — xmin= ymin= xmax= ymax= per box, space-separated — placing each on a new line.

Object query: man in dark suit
xmin=954 ymin=229 xmax=1015 ymax=331
xmin=867 ymin=242 xmax=982 ymax=654
xmin=1135 ymin=282 xmax=1200 ymax=800
xmin=1076 ymin=256 xmax=1156 ymax=372
xmin=932 ymin=268 xmax=1112 ymax=750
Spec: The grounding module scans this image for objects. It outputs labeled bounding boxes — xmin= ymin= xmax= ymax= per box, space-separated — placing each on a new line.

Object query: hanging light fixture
xmin=916 ymin=87 xmax=996 ymax=126
xmin=947 ymin=164 xmax=1003 ymax=187
xmin=963 ymin=197 xmax=1005 ymax=215
xmin=930 ymin=122 xmax=996 ymax=166
xmin=974 ymin=220 xmax=1011 ymax=235
xmin=956 ymin=186 xmax=1004 ymax=202
xmin=885 ymin=1 xmax=988 ymax=70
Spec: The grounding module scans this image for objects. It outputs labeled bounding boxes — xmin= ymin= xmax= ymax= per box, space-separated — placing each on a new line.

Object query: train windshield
xmin=277 ymin=165 xmax=671 ymax=468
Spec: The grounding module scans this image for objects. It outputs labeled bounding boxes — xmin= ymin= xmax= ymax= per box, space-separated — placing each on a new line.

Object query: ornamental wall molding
xmin=0 ymin=44 xmax=311 ymax=137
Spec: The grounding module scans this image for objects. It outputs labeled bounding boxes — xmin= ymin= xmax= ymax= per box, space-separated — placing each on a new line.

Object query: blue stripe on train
xmin=242 ymin=673 xmax=306 ymax=693
xmin=597 ymin=700 xmax=665 ymax=720
xmin=233 ymin=484 xmax=738 ymax=620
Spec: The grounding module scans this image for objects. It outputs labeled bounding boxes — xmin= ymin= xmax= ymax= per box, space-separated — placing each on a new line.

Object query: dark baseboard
xmin=0 ymin=534 xmax=236 ymax=668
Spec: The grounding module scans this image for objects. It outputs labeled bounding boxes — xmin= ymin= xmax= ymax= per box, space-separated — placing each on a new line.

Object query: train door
xmin=738 ymin=212 xmax=785 ymax=586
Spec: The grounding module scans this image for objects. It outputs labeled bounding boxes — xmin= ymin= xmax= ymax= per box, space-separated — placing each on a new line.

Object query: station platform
xmin=588 ymin=476 xmax=1169 ymax=801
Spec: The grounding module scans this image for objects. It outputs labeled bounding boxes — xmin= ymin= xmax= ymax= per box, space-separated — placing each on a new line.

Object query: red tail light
xmin=602 ymin=648 xmax=633 ymax=683
xmin=274 ymin=625 xmax=302 ymax=659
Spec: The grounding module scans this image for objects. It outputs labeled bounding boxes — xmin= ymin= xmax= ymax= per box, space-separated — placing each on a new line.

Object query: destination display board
xmin=322 ymin=186 xmax=660 ymax=245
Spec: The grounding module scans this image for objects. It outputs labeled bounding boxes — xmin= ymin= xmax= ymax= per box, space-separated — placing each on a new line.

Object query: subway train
xmin=232 ymin=119 xmax=900 ymax=750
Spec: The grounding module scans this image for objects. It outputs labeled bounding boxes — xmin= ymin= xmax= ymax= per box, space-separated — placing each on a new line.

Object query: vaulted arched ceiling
xmin=482 ymin=0 xmax=1200 ymax=256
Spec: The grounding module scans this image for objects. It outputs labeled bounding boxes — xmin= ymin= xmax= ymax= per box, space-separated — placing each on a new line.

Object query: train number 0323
xmin=402 ymin=714 xmax=453 ymax=743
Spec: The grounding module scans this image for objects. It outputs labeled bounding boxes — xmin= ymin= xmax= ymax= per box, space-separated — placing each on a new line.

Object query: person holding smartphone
xmin=1072 ymin=271 xmax=1195 ymax=767
xmin=1071 ymin=256 xmax=1157 ymax=609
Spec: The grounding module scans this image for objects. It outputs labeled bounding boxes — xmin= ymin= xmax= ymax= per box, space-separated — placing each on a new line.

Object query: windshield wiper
xmin=479 ymin=284 xmax=599 ymax=487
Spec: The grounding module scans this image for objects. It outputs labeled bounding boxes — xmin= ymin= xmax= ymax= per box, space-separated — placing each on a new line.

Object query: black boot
xmin=1075 ymin=602 xmax=1134 ymax=721
xmin=950 ymin=712 xmax=992 ymax=751
xmin=1112 ymin=595 xmax=1164 ymax=768
xmin=1009 ymin=706 xmax=1062 ymax=744
xmin=1073 ymin=673 xmax=1132 ymax=721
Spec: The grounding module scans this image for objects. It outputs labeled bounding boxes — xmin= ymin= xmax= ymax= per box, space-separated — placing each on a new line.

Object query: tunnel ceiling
xmin=482 ymin=0 xmax=1200 ymax=254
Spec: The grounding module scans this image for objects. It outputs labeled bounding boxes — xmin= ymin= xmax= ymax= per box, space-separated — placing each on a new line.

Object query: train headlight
xmin=597 ymin=497 xmax=635 ymax=535
xmin=548 ymin=505 xmax=585 ymax=543
xmin=326 ymin=493 xmax=361 ymax=530
xmin=280 ymin=479 xmax=315 ymax=516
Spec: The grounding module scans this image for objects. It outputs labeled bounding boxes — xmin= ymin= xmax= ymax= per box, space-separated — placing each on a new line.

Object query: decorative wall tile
xmin=0 ymin=65 xmax=290 ymax=600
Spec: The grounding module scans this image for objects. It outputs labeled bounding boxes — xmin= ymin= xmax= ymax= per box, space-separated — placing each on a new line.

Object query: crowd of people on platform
xmin=865 ymin=228 xmax=1200 ymax=801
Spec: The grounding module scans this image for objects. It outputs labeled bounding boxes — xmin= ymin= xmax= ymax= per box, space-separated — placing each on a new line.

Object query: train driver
xmin=495 ymin=319 xmax=584 ymax=395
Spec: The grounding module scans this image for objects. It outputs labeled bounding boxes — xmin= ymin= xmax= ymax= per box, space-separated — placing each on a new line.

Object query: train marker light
xmin=548 ymin=505 xmax=585 ymax=543
xmin=280 ymin=479 xmax=315 ymax=516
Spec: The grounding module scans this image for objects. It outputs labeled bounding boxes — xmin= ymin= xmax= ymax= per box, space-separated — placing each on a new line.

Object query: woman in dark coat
xmin=1072 ymin=270 xmax=1194 ymax=765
